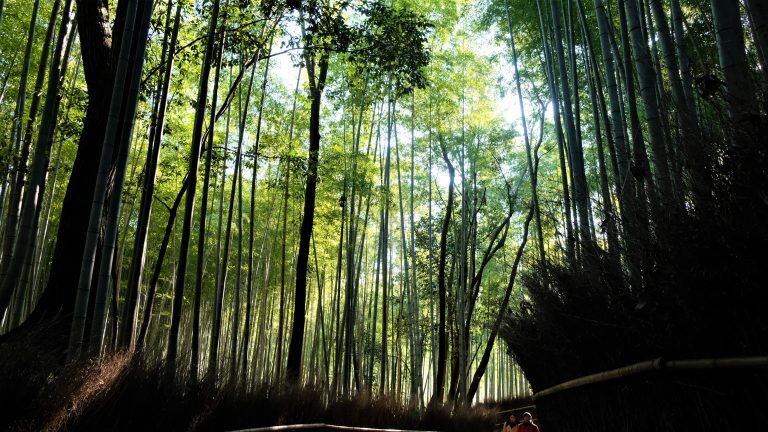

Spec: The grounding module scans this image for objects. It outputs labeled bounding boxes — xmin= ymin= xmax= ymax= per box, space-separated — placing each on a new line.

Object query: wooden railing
xmin=532 ymin=355 xmax=768 ymax=400
xmin=230 ymin=425 xmax=438 ymax=432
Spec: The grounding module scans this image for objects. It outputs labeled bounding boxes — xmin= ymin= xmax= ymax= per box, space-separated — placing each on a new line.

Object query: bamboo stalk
xmin=533 ymin=356 xmax=768 ymax=400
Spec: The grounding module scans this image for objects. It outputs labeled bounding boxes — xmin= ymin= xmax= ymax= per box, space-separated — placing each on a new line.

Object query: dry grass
xmin=0 ymin=348 xmax=497 ymax=432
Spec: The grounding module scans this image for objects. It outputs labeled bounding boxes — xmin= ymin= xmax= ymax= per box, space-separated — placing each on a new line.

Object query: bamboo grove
xmin=0 ymin=0 xmax=766 ymax=415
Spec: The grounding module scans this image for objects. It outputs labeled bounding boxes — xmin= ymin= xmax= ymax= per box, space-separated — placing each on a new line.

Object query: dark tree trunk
xmin=5 ymin=0 xmax=126 ymax=346
xmin=430 ymin=140 xmax=454 ymax=406
xmin=285 ymin=52 xmax=329 ymax=382
xmin=466 ymin=204 xmax=533 ymax=402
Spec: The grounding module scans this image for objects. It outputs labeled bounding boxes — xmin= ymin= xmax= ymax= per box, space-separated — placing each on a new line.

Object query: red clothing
xmin=517 ymin=421 xmax=541 ymax=432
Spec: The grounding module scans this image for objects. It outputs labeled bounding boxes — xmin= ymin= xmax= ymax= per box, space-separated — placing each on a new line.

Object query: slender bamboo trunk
xmin=213 ymin=73 xmax=233 ymax=342
xmin=191 ymin=25 xmax=226 ymax=380
xmin=89 ymin=0 xmax=154 ymax=355
xmin=67 ymin=0 xmax=149 ymax=360
xmin=536 ymin=0 xmax=573 ymax=260
xmin=408 ymin=93 xmax=422 ymax=403
xmin=617 ymin=0 xmax=654 ymax=260
xmin=285 ymin=36 xmax=331 ymax=380
xmin=649 ymin=0 xmax=713 ymax=210
xmin=230 ymin=137 xmax=245 ymax=380
xmin=710 ymin=0 xmax=758 ymax=122
xmin=210 ymin=58 xmax=256 ymax=380
xmin=379 ymin=98 xmax=393 ymax=396
xmin=590 ymin=0 xmax=634 ymax=206
xmin=582 ymin=22 xmax=621 ymax=262
xmin=0 ymin=0 xmax=73 ymax=316
xmin=669 ymin=0 xmax=696 ymax=118
xmin=505 ymin=0 xmax=544 ymax=262
xmin=354 ymin=104 xmax=378 ymax=392
xmin=393 ymin=103 xmax=417 ymax=402
xmin=0 ymin=0 xmax=40 ymax=282
xmin=241 ymin=38 xmax=275 ymax=381
xmin=746 ymin=0 xmax=768 ymax=83
xmin=467 ymin=194 xmax=535 ymax=402
xmin=266 ymin=66 xmax=300 ymax=383
xmin=367 ymin=109 xmax=384 ymax=390
xmin=166 ymin=0 xmax=221 ymax=373
xmin=427 ymin=94 xmax=436 ymax=394
xmin=624 ymin=0 xmax=675 ymax=209
xmin=32 ymin=55 xmax=80 ymax=301
xmin=430 ymin=139 xmax=454 ymax=406
xmin=0 ymin=0 xmax=43 ymax=287
xmin=121 ymin=0 xmax=182 ymax=349
xmin=549 ymin=0 xmax=591 ymax=246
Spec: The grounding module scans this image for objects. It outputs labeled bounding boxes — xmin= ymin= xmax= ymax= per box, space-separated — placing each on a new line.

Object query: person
xmin=502 ymin=413 xmax=519 ymax=432
xmin=516 ymin=412 xmax=540 ymax=432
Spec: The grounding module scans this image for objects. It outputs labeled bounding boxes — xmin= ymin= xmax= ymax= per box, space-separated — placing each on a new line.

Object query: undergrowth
xmin=499 ymin=116 xmax=768 ymax=430
xmin=0 ymin=345 xmax=497 ymax=431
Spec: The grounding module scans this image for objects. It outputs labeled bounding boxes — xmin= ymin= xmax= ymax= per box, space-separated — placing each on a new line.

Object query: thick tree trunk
xmin=31 ymin=54 xmax=80 ymax=303
xmin=66 ymin=0 xmax=143 ymax=360
xmin=7 ymin=0 xmax=122 ymax=345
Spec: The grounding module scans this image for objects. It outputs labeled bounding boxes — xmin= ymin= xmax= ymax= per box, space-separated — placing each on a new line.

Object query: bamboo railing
xmin=532 ymin=355 xmax=768 ymax=400
xmin=230 ymin=425 xmax=438 ymax=432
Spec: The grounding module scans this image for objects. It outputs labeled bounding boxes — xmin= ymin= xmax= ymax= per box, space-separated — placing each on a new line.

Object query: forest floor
xmin=0 ymin=337 xmax=520 ymax=432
